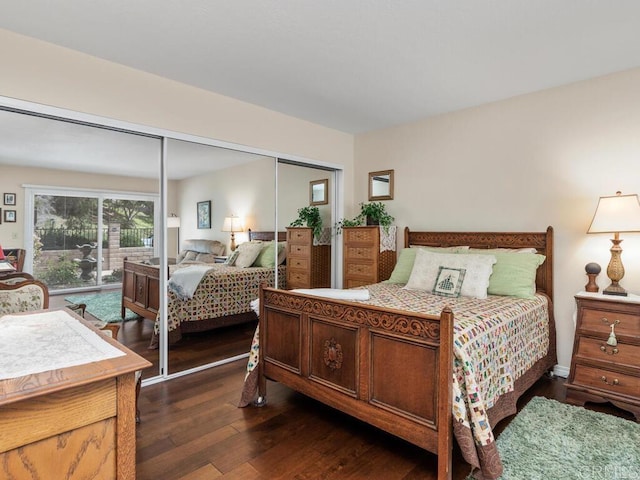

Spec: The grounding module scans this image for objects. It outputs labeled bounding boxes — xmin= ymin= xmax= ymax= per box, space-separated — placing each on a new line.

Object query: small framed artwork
xmin=0 ymin=208 xmax=2 ymax=225
xmin=4 ymin=210 xmax=16 ymax=223
xmin=3 ymin=193 xmax=16 ymax=206
xmin=197 ymin=200 xmax=211 ymax=229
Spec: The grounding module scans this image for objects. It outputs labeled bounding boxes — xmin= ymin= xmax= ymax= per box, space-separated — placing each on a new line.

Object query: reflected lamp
xmin=222 ymin=215 xmax=244 ymax=251
xmin=167 ymin=213 xmax=181 ymax=257
xmin=587 ymin=191 xmax=640 ymax=296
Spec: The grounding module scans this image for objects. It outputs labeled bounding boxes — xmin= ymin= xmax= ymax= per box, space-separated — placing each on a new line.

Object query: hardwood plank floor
xmin=135 ymin=361 xmax=635 ymax=480
xmin=50 ymin=293 xmax=636 ymax=478
xmin=49 ymin=292 xmax=256 ymax=379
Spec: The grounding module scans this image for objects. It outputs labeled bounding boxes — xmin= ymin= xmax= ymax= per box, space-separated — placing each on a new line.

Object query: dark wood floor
xmin=135 ymin=361 xmax=635 ymax=480
xmin=50 ymin=292 xmax=256 ymax=379
xmin=50 ymin=293 xmax=636 ymax=479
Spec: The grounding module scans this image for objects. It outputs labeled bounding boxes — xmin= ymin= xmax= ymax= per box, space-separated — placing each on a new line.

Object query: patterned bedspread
xmin=153 ymin=263 xmax=286 ymax=338
xmin=354 ymin=283 xmax=550 ymax=448
xmin=240 ymin=282 xmax=550 ymax=477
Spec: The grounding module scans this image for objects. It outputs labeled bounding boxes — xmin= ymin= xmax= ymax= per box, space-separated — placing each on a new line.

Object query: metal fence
xmin=35 ymin=227 xmax=154 ymax=250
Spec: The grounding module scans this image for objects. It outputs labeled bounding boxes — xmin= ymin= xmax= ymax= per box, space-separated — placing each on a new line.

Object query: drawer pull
xmin=601 ymin=376 xmax=619 ymax=386
xmin=606 ymin=320 xmax=620 ymax=347
xmin=599 ymin=345 xmax=619 ymax=355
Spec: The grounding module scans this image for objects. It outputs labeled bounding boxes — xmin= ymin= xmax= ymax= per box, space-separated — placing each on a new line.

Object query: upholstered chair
xmin=0 ymin=279 xmax=49 ymax=315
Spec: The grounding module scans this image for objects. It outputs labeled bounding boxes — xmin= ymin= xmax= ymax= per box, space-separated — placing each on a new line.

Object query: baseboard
xmin=552 ymin=364 xmax=570 ymax=378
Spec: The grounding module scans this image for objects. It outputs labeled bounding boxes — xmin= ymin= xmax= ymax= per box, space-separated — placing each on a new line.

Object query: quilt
xmin=239 ymin=282 xmax=550 ymax=478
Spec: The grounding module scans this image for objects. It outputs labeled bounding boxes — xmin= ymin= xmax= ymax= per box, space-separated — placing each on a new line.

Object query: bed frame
xmin=121 ymin=229 xmax=287 ymax=323
xmin=257 ymin=227 xmax=555 ymax=480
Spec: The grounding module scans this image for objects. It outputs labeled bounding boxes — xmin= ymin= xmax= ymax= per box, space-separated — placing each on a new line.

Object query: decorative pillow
xmin=432 ymin=267 xmax=466 ymax=297
xmin=224 ymin=249 xmax=240 ymax=266
xmin=252 ymin=241 xmax=286 ymax=267
xmin=470 ymin=251 xmax=546 ymax=298
xmin=404 ymin=249 xmax=496 ymax=299
xmin=468 ymin=247 xmax=538 ymax=254
xmin=234 ymin=242 xmax=265 ymax=268
xmin=386 ymin=246 xmax=470 ymax=284
xmin=195 ymin=253 xmax=217 ymax=263
xmin=182 ymin=251 xmax=198 ymax=262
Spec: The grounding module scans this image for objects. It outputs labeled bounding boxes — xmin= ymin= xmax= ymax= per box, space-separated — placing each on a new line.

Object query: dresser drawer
xmin=289 ymin=244 xmax=310 ymax=257
xmin=288 ymin=270 xmax=310 ymax=288
xmin=572 ymin=364 xmax=640 ymax=398
xmin=346 ymin=246 xmax=376 ymax=261
xmin=580 ymin=307 xmax=640 ymax=337
xmin=288 ymin=257 xmax=309 ymax=270
xmin=576 ymin=336 xmax=640 ymax=369
xmin=288 ymin=228 xmax=312 ymax=244
xmin=344 ymin=228 xmax=376 ymax=245
xmin=345 ymin=262 xmax=375 ymax=280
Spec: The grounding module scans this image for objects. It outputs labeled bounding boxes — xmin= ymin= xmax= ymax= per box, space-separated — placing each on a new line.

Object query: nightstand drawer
xmin=576 ymin=336 xmax=640 ymax=368
xmin=572 ymin=364 xmax=640 ymax=398
xmin=581 ymin=308 xmax=640 ymax=336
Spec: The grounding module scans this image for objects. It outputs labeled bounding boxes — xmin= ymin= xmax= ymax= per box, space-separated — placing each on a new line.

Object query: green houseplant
xmin=335 ymin=202 xmax=395 ymax=233
xmin=289 ymin=206 xmax=324 ymax=240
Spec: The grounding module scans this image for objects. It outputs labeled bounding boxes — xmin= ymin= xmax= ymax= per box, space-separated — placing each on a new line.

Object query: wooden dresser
xmin=343 ymin=226 xmax=396 ymax=288
xmin=286 ymin=227 xmax=331 ymax=289
xmin=566 ymin=293 xmax=640 ymax=420
xmin=0 ymin=310 xmax=151 ymax=479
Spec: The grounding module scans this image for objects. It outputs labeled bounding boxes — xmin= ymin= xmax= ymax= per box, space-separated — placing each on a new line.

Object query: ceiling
xmin=1 ymin=1 xmax=639 ymax=134
xmin=2 ymin=2 xmax=640 ymax=179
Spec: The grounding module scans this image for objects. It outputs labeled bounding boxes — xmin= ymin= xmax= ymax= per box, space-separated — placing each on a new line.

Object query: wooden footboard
xmin=258 ymin=286 xmax=454 ymax=479
xmin=122 ymin=259 xmax=160 ymax=321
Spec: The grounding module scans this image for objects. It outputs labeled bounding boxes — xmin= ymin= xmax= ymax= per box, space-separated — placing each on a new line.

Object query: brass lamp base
xmin=603 ymin=235 xmax=627 ymax=296
xmin=230 ymin=232 xmax=237 ymax=252
xmin=603 ymin=283 xmax=627 ymax=296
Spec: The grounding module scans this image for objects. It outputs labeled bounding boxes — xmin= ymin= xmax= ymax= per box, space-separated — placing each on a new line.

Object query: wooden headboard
xmin=248 ymin=229 xmax=287 ymax=242
xmin=404 ymin=226 xmax=554 ymax=302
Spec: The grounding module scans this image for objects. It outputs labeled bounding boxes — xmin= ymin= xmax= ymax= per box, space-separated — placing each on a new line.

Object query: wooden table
xmin=0 ymin=309 xmax=151 ymax=479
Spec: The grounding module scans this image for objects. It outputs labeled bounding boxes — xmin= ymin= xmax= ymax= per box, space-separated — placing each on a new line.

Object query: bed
xmin=121 ymin=230 xmax=287 ymax=346
xmin=251 ymin=227 xmax=556 ymax=480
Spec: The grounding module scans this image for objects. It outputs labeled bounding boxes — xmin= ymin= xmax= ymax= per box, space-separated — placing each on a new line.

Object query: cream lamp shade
xmin=587 ymin=191 xmax=640 ymax=296
xmin=167 ymin=215 xmax=181 ymax=229
xmin=222 ymin=216 xmax=244 ymax=251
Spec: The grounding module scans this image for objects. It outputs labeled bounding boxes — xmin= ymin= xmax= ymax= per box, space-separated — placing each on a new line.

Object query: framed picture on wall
xmin=4 ymin=210 xmax=16 ymax=223
xmin=197 ymin=200 xmax=211 ymax=229
xmin=3 ymin=193 xmax=16 ymax=206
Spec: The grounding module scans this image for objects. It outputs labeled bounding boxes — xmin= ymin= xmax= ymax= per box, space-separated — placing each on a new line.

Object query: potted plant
xmin=335 ymin=202 xmax=395 ymax=233
xmin=289 ymin=206 xmax=324 ymax=240
xmin=359 ymin=202 xmax=394 ymax=227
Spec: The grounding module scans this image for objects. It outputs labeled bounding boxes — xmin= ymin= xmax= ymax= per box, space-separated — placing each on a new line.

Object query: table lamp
xmin=587 ymin=191 xmax=640 ymax=296
xmin=222 ymin=215 xmax=244 ymax=251
xmin=167 ymin=213 xmax=181 ymax=257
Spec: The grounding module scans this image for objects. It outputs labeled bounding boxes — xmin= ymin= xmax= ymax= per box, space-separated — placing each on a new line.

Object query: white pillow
xmin=234 ymin=242 xmax=264 ymax=268
xmin=404 ymin=249 xmax=497 ymax=299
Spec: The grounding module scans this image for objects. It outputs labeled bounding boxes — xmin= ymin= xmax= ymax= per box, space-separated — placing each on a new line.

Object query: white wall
xmin=0 ymin=28 xmax=354 ymax=248
xmin=355 ymin=67 xmax=640 ymax=371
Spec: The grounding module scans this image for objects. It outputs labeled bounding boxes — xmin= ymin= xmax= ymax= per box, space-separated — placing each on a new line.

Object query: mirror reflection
xmin=368 ymin=169 xmax=394 ymax=200
xmin=310 ymin=178 xmax=328 ymax=205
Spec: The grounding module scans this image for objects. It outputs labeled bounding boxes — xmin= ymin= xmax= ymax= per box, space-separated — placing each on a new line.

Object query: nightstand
xmin=566 ymin=292 xmax=640 ymax=420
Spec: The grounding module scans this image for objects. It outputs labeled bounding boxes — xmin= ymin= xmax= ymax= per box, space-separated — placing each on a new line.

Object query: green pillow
xmin=253 ymin=241 xmax=285 ymax=267
xmin=471 ymin=251 xmax=546 ymax=298
xmin=385 ymin=246 xmax=469 ymax=284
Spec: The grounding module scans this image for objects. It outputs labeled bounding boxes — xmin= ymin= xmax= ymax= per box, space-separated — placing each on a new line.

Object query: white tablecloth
xmin=0 ymin=310 xmax=125 ymax=380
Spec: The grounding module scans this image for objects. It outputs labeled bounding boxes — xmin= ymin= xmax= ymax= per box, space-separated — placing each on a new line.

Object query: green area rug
xmin=65 ymin=291 xmax=141 ymax=323
xmin=469 ymin=396 xmax=640 ymax=479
